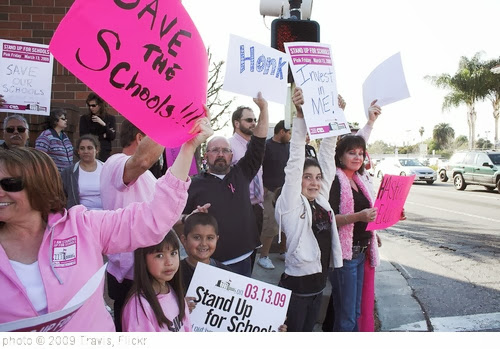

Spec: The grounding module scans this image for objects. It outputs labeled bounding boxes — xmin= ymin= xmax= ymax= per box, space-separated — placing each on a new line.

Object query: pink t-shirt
xmin=122 ymin=288 xmax=191 ymax=332
xmin=100 ymin=153 xmax=157 ymax=281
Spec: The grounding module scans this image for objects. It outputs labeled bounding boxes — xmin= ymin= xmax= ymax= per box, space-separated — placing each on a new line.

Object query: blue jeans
xmin=331 ymin=251 xmax=365 ymax=332
xmin=285 ymin=292 xmax=323 ymax=332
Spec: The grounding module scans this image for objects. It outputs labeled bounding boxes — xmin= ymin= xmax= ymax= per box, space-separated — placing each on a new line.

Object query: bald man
xmin=182 ymin=93 xmax=269 ymax=277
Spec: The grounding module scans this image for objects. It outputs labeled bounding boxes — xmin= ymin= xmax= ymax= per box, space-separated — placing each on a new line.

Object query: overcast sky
xmin=183 ymin=0 xmax=500 ymax=146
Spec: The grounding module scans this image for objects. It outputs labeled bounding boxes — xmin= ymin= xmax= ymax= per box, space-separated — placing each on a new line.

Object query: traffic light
xmin=271 ymin=18 xmax=320 ymax=82
xmin=271 ymin=18 xmax=320 ymax=53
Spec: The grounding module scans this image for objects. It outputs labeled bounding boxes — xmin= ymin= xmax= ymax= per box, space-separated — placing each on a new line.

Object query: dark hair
xmin=272 ymin=158 xmax=323 ymax=207
xmin=75 ymin=134 xmax=100 ymax=158
xmin=0 ymin=148 xmax=66 ymax=223
xmin=231 ymin=106 xmax=253 ymax=129
xmin=335 ymin=135 xmax=366 ymax=175
xmin=126 ymin=230 xmax=185 ymax=329
xmin=183 ymin=212 xmax=219 ymax=236
xmin=86 ymin=92 xmax=107 ymax=116
xmin=48 ymin=108 xmax=66 ymax=129
xmin=274 ymin=120 xmax=289 ymax=135
xmin=119 ymin=119 xmax=144 ymax=148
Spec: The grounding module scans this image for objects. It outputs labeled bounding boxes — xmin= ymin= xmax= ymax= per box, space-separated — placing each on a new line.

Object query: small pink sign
xmin=49 ymin=0 xmax=208 ymax=148
xmin=367 ymin=174 xmax=414 ymax=230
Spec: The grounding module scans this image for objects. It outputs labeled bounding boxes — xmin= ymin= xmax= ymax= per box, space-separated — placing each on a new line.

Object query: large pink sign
xmin=50 ymin=0 xmax=208 ymax=148
xmin=367 ymin=174 xmax=414 ymax=231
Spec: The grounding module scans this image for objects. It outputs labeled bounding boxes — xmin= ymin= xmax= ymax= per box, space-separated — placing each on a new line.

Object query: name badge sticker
xmin=52 ymin=236 xmax=77 ymax=268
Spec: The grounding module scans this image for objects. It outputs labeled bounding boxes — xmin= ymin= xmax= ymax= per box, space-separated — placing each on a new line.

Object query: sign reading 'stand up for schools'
xmin=0 ymin=39 xmax=54 ymax=116
xmin=49 ymin=0 xmax=208 ymax=148
xmin=285 ymin=42 xmax=350 ymax=140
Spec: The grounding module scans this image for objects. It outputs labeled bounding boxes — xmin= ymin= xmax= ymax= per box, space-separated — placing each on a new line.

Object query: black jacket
xmin=183 ymin=136 xmax=265 ymax=262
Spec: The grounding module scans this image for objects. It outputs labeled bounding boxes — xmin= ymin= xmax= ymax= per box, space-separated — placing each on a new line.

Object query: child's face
xmin=182 ymin=224 xmax=219 ymax=264
xmin=146 ymin=244 xmax=179 ymax=285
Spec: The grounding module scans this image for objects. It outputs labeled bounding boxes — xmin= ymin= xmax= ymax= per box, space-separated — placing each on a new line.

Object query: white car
xmin=375 ymin=158 xmax=437 ymax=184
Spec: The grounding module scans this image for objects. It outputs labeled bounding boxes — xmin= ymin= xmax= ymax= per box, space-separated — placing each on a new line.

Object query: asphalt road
xmin=375 ymin=178 xmax=500 ymax=331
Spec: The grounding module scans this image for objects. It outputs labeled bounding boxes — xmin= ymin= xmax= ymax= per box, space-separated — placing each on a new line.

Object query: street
xmin=375 ymin=178 xmax=500 ymax=331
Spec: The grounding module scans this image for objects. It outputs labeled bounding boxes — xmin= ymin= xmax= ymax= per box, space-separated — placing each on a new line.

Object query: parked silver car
xmin=375 ymin=158 xmax=437 ymax=184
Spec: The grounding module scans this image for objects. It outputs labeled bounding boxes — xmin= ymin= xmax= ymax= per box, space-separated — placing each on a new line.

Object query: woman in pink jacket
xmin=0 ymin=115 xmax=212 ymax=332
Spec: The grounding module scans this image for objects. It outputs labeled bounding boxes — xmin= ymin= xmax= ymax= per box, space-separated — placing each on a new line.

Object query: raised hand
xmin=187 ymin=106 xmax=214 ymax=149
xmin=368 ymin=99 xmax=382 ymax=123
xmin=292 ymin=87 xmax=304 ymax=118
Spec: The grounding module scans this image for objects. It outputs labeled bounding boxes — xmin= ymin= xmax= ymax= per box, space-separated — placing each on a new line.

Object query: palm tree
xmin=484 ymin=58 xmax=500 ymax=147
xmin=419 ymin=126 xmax=425 ymax=143
xmin=426 ymin=53 xmax=489 ymax=149
xmin=433 ymin=123 xmax=455 ymax=150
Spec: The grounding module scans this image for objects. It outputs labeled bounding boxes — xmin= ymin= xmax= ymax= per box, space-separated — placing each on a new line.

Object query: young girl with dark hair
xmin=274 ymin=87 xmax=342 ymax=332
xmin=122 ymin=230 xmax=191 ymax=332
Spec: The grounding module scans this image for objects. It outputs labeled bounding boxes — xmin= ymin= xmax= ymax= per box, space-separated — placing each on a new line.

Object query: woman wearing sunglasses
xmin=35 ymin=108 xmax=73 ymax=172
xmin=0 ymin=114 xmax=213 ymax=331
xmin=79 ymin=92 xmax=116 ymax=162
xmin=61 ymin=134 xmax=103 ymax=210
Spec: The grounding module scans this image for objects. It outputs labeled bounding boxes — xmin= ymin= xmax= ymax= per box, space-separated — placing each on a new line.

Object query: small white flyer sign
xmin=0 ymin=39 xmax=54 ymax=115
xmin=362 ymin=52 xmax=410 ymax=117
xmin=285 ymin=42 xmax=349 ymax=139
xmin=187 ymin=263 xmax=291 ymax=332
xmin=223 ymin=34 xmax=289 ymax=104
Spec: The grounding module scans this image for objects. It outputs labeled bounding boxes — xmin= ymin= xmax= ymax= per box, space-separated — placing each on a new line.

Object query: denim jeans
xmin=331 ymin=251 xmax=366 ymax=332
xmin=285 ymin=292 xmax=323 ymax=332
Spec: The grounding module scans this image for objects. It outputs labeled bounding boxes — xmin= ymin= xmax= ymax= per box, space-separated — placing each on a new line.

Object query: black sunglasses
xmin=0 ymin=177 xmax=24 ymax=192
xmin=5 ymin=126 xmax=27 ymax=133
xmin=242 ymin=117 xmax=257 ymax=123
xmin=88 ymin=104 xmax=98 ymax=108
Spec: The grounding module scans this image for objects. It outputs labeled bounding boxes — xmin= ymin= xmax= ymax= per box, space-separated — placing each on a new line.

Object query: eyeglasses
xmin=242 ymin=118 xmax=257 ymax=123
xmin=59 ymin=117 xmax=67 ymax=121
xmin=207 ymin=147 xmax=232 ymax=155
xmin=0 ymin=177 xmax=24 ymax=192
xmin=88 ymin=104 xmax=98 ymax=108
xmin=5 ymin=126 xmax=27 ymax=133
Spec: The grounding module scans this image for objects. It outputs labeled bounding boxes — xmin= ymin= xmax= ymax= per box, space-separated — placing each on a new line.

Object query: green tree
xmin=426 ymin=53 xmax=490 ymax=149
xmin=419 ymin=126 xmax=425 ymax=142
xmin=483 ymin=58 xmax=500 ymax=146
xmin=368 ymin=140 xmax=393 ymax=154
xmin=454 ymin=135 xmax=469 ymax=149
xmin=432 ymin=123 xmax=455 ymax=150
xmin=476 ymin=138 xmax=493 ymax=149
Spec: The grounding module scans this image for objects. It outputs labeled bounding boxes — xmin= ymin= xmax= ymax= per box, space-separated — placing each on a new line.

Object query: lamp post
xmin=289 ymin=0 xmax=303 ymax=19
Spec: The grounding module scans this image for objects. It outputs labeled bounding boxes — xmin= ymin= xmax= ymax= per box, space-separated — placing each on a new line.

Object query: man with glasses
xmin=228 ymin=106 xmax=264 ymax=273
xmin=2 ymin=114 xmax=30 ymax=149
xmin=182 ymin=93 xmax=269 ymax=277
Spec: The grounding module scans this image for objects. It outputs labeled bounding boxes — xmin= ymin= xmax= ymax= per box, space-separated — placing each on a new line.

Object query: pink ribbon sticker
xmin=50 ymin=0 xmax=208 ymax=148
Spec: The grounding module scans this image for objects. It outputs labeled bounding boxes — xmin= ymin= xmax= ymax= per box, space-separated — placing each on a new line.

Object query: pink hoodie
xmin=0 ymin=170 xmax=189 ymax=331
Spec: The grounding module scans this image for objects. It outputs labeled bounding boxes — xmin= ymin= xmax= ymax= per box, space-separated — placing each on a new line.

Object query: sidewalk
xmin=251 ymin=251 xmax=427 ymax=331
xmin=375 ymin=252 xmax=428 ymax=331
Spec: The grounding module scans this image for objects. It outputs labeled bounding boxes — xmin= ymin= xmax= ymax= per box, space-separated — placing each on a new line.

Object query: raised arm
xmin=275 ymin=87 xmax=306 ymax=211
xmin=250 ymin=92 xmax=269 ymax=138
xmin=170 ymin=107 xmax=213 ymax=181
xmin=357 ymin=99 xmax=381 ymax=142
xmin=123 ymin=136 xmax=165 ymax=185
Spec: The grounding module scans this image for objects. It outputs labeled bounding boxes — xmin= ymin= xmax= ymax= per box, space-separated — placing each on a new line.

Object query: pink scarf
xmin=336 ymin=168 xmax=379 ymax=267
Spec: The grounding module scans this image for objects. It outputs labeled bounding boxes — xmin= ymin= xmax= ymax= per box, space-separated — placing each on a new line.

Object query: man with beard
xmin=2 ymin=114 xmax=30 ymax=149
xmin=182 ymin=93 xmax=269 ymax=277
xmin=228 ymin=106 xmax=264 ymax=273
